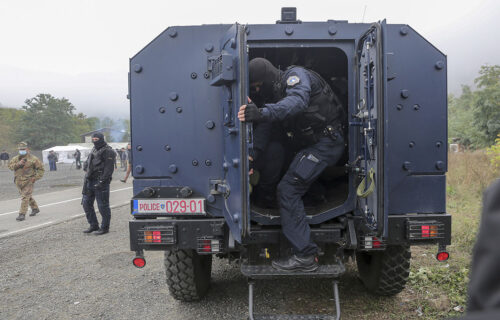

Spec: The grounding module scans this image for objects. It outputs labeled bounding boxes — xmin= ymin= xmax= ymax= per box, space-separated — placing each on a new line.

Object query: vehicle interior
xmin=248 ymin=47 xmax=350 ymax=218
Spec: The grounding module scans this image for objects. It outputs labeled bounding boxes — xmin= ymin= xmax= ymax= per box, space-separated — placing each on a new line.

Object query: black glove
xmin=244 ymin=103 xmax=264 ymax=122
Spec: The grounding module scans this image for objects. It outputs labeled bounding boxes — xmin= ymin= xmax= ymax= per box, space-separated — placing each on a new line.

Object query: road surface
xmin=0 ymin=180 xmax=132 ymax=239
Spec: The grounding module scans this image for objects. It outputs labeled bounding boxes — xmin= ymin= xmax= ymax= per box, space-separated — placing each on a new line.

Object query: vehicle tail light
xmin=407 ymin=221 xmax=444 ymax=240
xmin=436 ymin=251 xmax=449 ymax=262
xmin=144 ymin=230 xmax=153 ymax=243
xmin=197 ymin=237 xmax=223 ymax=254
xmin=421 ymin=225 xmax=439 ymax=238
xmin=133 ymin=257 xmax=146 ymax=268
xmin=362 ymin=236 xmax=385 ymax=249
xmin=139 ymin=226 xmax=175 ymax=245
xmin=152 ymin=231 xmax=161 ymax=243
xmin=144 ymin=230 xmax=162 ymax=243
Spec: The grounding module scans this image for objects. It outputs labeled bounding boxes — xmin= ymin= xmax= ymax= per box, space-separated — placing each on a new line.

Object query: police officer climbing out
xmin=82 ymin=133 xmax=116 ymax=235
xmin=238 ymin=58 xmax=346 ymax=272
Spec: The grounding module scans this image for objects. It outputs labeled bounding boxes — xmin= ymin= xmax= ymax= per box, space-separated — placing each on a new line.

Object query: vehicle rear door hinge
xmin=210 ymin=179 xmax=230 ymax=197
xmin=208 ymin=54 xmax=235 ymax=86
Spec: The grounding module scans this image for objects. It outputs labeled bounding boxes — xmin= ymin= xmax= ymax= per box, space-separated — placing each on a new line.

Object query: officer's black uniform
xmin=82 ymin=133 xmax=116 ymax=234
xmin=245 ymin=58 xmax=345 ymax=271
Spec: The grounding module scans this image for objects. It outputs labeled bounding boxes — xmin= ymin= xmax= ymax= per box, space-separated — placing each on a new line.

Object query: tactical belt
xmin=319 ymin=124 xmax=344 ymax=141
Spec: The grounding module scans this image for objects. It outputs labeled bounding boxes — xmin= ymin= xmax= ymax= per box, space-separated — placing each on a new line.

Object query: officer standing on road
xmin=82 ymin=133 xmax=116 ymax=235
xmin=120 ymin=143 xmax=132 ymax=183
xmin=74 ymin=148 xmax=81 ymax=169
xmin=238 ymin=58 xmax=346 ymax=272
xmin=0 ymin=149 xmax=10 ymax=168
xmin=8 ymin=142 xmax=45 ymax=221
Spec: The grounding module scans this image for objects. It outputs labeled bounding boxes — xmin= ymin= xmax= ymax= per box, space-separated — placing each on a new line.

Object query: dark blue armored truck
xmin=128 ymin=8 xmax=451 ymax=318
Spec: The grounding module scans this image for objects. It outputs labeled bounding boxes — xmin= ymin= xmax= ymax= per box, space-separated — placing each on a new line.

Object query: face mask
xmin=19 ymin=150 xmax=27 ymax=155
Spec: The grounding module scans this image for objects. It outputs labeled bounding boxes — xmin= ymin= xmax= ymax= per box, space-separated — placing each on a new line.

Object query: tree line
xmin=0 ymin=93 xmax=129 ymax=150
xmin=1 ymin=66 xmax=498 ymax=151
xmin=449 ymin=65 xmax=500 ymax=149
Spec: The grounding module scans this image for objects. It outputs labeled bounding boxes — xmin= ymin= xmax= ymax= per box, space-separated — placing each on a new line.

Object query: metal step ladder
xmin=241 ymin=262 xmax=345 ymax=320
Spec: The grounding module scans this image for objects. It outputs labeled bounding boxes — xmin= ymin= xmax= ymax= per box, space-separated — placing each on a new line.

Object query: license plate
xmin=134 ymin=199 xmax=206 ymax=215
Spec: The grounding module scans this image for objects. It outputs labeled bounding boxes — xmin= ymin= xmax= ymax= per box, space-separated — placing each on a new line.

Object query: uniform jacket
xmin=8 ymin=154 xmax=45 ymax=183
xmin=47 ymin=153 xmax=58 ymax=162
xmin=0 ymin=152 xmax=9 ymax=160
xmin=261 ymin=67 xmax=333 ymax=122
xmin=86 ymin=144 xmax=115 ymax=182
xmin=254 ymin=66 xmax=343 ymax=153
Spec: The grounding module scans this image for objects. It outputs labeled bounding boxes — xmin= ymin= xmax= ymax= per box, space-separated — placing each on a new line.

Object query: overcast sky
xmin=0 ymin=0 xmax=498 ymax=118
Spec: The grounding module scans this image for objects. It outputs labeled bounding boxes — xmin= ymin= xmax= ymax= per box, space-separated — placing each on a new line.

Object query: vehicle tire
xmin=164 ymin=249 xmax=212 ymax=301
xmin=356 ymin=245 xmax=411 ymax=296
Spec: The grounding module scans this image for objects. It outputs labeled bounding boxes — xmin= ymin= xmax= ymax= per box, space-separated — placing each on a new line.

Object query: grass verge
xmin=405 ymin=151 xmax=498 ymax=319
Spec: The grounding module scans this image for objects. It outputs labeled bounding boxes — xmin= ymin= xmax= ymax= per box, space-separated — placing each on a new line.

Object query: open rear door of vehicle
xmin=210 ymin=23 xmax=250 ymax=243
xmin=354 ymin=21 xmax=388 ymax=237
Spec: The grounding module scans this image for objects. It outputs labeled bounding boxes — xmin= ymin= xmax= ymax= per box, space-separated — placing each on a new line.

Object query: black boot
xmin=271 ymin=254 xmax=319 ymax=272
xmin=29 ymin=208 xmax=40 ymax=216
xmin=94 ymin=228 xmax=109 ymax=235
xmin=83 ymin=225 xmax=99 ymax=233
xmin=16 ymin=214 xmax=25 ymax=221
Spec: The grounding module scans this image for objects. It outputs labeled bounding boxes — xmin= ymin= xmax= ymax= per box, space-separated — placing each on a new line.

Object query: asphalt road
xmin=0 ymin=205 xmax=357 ymax=320
xmin=0 ymin=165 xmax=416 ymax=320
xmin=0 ymin=206 xmax=414 ymax=320
xmin=0 ymin=180 xmax=132 ymax=239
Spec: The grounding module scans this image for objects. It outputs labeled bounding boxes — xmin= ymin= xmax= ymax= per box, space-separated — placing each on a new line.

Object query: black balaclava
xmin=92 ymin=133 xmax=106 ymax=149
xmin=249 ymin=58 xmax=281 ymax=104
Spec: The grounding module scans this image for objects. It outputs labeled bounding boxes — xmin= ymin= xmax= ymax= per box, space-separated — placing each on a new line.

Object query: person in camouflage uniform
xmin=8 ymin=142 xmax=45 ymax=221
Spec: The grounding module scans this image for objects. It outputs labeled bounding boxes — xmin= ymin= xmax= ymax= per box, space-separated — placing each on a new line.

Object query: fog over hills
xmin=0 ymin=0 xmax=498 ymax=117
xmin=0 ymin=66 xmax=128 ymax=117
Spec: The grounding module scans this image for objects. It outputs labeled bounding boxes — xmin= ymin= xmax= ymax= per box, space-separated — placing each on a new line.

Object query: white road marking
xmin=0 ymin=221 xmax=55 ymax=237
xmin=0 ymin=187 xmax=132 ymax=216
xmin=0 ymin=201 xmax=129 ymax=239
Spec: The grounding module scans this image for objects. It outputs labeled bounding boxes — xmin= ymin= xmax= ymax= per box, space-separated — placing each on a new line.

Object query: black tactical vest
xmin=282 ymin=67 xmax=345 ymax=142
xmin=86 ymin=145 xmax=113 ymax=180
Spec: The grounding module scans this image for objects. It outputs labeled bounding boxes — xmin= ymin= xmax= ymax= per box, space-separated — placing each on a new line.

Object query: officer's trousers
xmin=15 ymin=179 xmax=38 ymax=215
xmin=254 ymin=141 xmax=286 ymax=202
xmin=277 ymin=135 xmax=345 ymax=256
xmin=82 ymin=179 xmax=111 ymax=229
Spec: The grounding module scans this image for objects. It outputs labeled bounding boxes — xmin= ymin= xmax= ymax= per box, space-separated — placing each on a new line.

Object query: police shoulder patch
xmin=286 ymin=75 xmax=300 ymax=87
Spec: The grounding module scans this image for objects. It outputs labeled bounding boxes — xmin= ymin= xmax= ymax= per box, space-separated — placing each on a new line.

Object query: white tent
xmin=42 ymin=145 xmax=91 ymax=165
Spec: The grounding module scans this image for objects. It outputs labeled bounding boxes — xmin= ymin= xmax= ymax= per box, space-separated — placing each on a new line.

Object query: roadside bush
xmin=486 ymin=134 xmax=500 ymax=168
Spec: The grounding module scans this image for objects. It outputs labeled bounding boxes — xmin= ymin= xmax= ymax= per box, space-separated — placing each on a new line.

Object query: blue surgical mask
xmin=19 ymin=150 xmax=27 ymax=155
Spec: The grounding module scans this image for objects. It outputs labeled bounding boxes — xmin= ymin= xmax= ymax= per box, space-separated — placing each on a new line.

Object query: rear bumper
xmin=129 ymin=213 xmax=451 ymax=253
xmin=129 ymin=218 xmax=226 ymax=252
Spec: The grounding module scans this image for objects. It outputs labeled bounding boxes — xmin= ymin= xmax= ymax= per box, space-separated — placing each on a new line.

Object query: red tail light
xmin=197 ymin=237 xmax=223 ymax=254
xmin=152 ymin=231 xmax=161 ymax=243
xmin=133 ymin=257 xmax=146 ymax=268
xmin=436 ymin=252 xmax=449 ymax=262
xmin=201 ymin=239 xmax=212 ymax=252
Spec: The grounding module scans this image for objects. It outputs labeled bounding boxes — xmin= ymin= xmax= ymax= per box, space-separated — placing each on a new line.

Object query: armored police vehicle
xmin=128 ymin=8 xmax=451 ymax=319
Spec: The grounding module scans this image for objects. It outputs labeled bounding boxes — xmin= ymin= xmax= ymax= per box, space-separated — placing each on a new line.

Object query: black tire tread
xmin=164 ymin=249 xmax=212 ymax=301
xmin=356 ymin=245 xmax=411 ymax=296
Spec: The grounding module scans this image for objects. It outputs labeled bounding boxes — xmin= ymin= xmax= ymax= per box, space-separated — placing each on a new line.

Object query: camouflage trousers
xmin=15 ymin=179 xmax=39 ymax=215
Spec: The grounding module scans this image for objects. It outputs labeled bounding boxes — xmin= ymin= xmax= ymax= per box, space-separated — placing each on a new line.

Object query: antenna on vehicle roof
xmin=362 ymin=5 xmax=367 ymax=23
